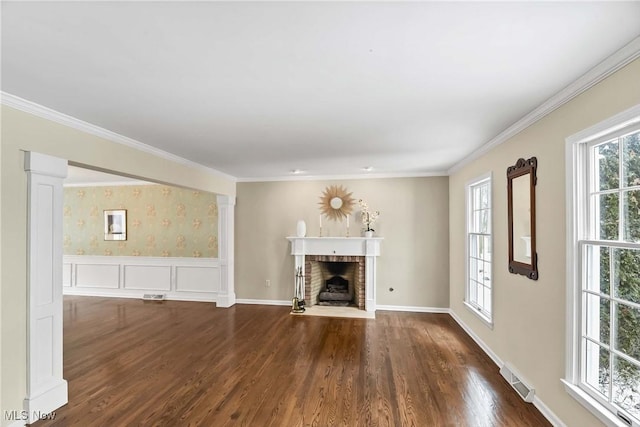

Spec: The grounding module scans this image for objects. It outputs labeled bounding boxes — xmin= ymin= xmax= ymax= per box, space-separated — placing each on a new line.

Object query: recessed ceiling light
xmin=290 ymin=169 xmax=305 ymax=174
xmin=362 ymin=166 xmax=373 ymax=172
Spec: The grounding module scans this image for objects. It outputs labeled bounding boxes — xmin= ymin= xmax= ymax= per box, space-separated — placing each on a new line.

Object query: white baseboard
xmin=376 ymin=304 xmax=449 ymax=313
xmin=448 ymin=309 xmax=565 ymax=427
xmin=63 ymin=289 xmax=216 ymax=302
xmin=236 ymin=298 xmax=291 ymax=306
xmin=216 ymin=292 xmax=236 ymax=308
xmin=23 ymin=379 xmax=68 ymax=424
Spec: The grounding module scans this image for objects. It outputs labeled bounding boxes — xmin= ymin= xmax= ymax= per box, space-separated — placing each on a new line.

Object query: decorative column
xmin=216 ymin=195 xmax=236 ymax=307
xmin=364 ymin=239 xmax=380 ymax=312
xmin=24 ymin=152 xmax=68 ymax=422
xmin=290 ymin=238 xmax=306 ymax=301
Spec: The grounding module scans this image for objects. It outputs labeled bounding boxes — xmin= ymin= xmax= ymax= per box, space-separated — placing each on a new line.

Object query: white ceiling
xmin=2 ymin=2 xmax=639 ymax=180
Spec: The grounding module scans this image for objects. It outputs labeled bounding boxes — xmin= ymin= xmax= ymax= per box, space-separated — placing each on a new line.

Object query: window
xmin=566 ymin=105 xmax=640 ymax=427
xmin=465 ymin=173 xmax=492 ymax=325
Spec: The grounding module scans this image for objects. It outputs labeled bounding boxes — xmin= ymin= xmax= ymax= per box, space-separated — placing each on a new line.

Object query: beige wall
xmin=63 ymin=185 xmax=219 ymax=258
xmin=0 ymin=106 xmax=235 ymax=425
xmin=235 ymin=177 xmax=450 ymax=307
xmin=449 ymin=58 xmax=640 ymax=426
xmin=0 ymin=114 xmax=3 ymax=418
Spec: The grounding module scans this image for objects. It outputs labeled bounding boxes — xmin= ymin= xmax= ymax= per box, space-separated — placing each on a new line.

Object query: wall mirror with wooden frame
xmin=507 ymin=157 xmax=538 ymax=280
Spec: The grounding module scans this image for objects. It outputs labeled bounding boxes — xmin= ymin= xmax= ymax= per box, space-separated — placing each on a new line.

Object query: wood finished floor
xmin=34 ymin=296 xmax=551 ymax=427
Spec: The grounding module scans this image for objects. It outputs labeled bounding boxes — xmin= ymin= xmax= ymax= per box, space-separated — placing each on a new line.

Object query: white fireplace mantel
xmin=286 ymin=237 xmax=383 ymax=312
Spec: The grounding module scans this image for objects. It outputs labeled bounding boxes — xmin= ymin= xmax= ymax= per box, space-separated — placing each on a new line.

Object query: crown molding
xmin=448 ymin=36 xmax=640 ymax=175
xmin=63 ymin=181 xmax=157 ymax=188
xmin=237 ymin=170 xmax=448 ymax=183
xmin=1 ymin=92 xmax=237 ymax=182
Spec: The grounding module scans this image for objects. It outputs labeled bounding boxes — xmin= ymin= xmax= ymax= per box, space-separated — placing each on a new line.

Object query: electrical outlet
xmin=265 ymin=279 xmax=271 ymax=287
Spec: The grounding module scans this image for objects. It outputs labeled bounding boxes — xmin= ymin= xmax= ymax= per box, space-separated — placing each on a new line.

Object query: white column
xmin=365 ymin=239 xmax=380 ymax=312
xmin=24 ymin=152 xmax=68 ymax=422
xmin=290 ymin=238 xmax=305 ymax=301
xmin=216 ymin=195 xmax=236 ymax=307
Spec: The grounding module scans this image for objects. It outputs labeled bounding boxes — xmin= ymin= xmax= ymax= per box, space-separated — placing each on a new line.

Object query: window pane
xmin=623 ymin=131 xmax=640 ymax=188
xmin=479 ymin=261 xmax=488 ymax=286
xmin=481 ymin=209 xmax=489 ymax=233
xmin=613 ymin=248 xmax=640 ymax=305
xmin=612 ymin=356 xmax=640 ymax=421
xmin=624 ymin=190 xmax=640 ymax=242
xmin=473 ymin=210 xmax=481 ymax=233
xmin=470 ymin=235 xmax=479 ymax=259
xmin=483 ymin=235 xmax=491 ymax=262
xmin=474 ymin=209 xmax=489 ymax=234
xmin=586 ymin=245 xmax=610 ymax=295
xmin=585 ymin=340 xmax=610 ymax=399
xmin=615 ymin=302 xmax=640 ymax=362
xmin=480 ymin=184 xmax=489 ymax=209
xmin=585 ymin=293 xmax=610 ymax=345
xmin=483 ymin=285 xmax=491 ymax=314
xmin=483 ymin=261 xmax=492 ymax=288
xmin=596 ymin=141 xmax=619 ymax=191
xmin=469 ymin=278 xmax=477 ymax=304
xmin=598 ymin=193 xmax=619 ymax=240
xmin=471 ymin=234 xmax=491 ymax=262
xmin=469 ymin=256 xmax=479 ymax=283
xmin=476 ymin=282 xmax=484 ymax=308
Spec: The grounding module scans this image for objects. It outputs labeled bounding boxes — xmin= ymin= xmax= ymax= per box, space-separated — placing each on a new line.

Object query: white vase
xmin=364 ymin=230 xmax=374 ymax=238
xmin=296 ymin=220 xmax=307 ymax=237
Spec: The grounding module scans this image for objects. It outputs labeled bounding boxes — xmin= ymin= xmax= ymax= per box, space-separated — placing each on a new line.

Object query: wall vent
xmin=500 ymin=363 xmax=535 ymax=403
xmin=142 ymin=293 xmax=165 ymax=301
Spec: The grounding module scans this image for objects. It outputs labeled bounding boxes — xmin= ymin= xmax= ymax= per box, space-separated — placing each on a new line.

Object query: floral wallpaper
xmin=63 ymin=185 xmax=218 ymax=258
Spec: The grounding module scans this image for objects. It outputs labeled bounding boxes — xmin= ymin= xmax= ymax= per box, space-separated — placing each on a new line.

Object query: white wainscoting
xmin=63 ymin=255 xmax=220 ymax=302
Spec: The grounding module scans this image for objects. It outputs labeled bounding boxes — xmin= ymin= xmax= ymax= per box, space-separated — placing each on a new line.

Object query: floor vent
xmin=142 ymin=294 xmax=166 ymax=301
xmin=500 ymin=363 xmax=535 ymax=402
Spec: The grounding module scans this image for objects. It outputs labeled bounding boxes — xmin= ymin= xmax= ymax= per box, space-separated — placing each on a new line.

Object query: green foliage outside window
xmin=595 ymin=132 xmax=640 ymax=416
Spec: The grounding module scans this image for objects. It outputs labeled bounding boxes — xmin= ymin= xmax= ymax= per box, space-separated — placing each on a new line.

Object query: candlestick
xmin=346 ymin=215 xmax=350 ymax=237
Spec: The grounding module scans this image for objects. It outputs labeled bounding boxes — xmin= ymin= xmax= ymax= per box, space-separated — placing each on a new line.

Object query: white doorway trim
xmin=23 ymin=152 xmax=68 ymax=423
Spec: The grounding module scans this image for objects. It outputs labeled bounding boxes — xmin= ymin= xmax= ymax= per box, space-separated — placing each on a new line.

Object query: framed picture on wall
xmin=104 ymin=209 xmax=127 ymax=241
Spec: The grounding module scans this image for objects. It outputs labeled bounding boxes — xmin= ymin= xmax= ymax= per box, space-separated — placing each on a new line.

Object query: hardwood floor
xmin=34 ymin=296 xmax=551 ymax=427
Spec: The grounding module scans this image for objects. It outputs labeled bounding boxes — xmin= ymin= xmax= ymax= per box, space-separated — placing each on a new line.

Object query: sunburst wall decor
xmin=319 ymin=185 xmax=355 ymax=221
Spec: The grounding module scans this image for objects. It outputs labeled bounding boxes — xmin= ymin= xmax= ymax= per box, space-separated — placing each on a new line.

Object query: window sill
xmin=562 ymin=379 xmax=637 ymax=427
xmin=463 ymin=301 xmax=493 ymax=329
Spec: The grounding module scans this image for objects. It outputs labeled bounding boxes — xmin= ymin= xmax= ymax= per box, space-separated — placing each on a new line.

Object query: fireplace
xmin=287 ymin=237 xmax=382 ymax=312
xmin=305 ymin=257 xmax=365 ymax=309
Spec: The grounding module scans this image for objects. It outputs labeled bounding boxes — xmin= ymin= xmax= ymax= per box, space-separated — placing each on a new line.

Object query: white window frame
xmin=465 ymin=171 xmax=493 ymax=328
xmin=564 ymin=104 xmax=640 ymax=427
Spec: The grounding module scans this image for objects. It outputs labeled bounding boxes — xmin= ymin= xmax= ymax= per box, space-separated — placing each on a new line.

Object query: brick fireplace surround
xmin=287 ymin=237 xmax=382 ymax=312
